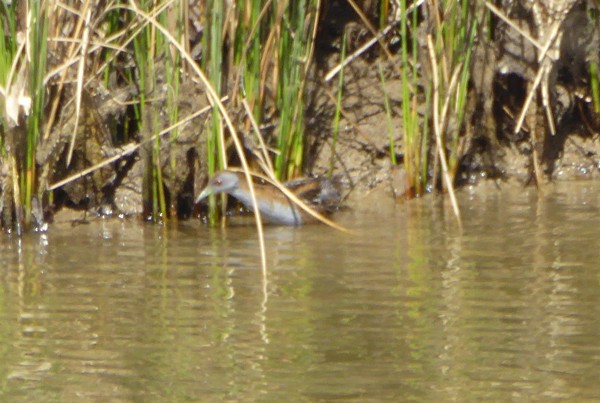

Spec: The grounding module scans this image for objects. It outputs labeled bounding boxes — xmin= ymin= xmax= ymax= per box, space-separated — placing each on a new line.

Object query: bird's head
xmin=196 ymin=170 xmax=241 ymax=203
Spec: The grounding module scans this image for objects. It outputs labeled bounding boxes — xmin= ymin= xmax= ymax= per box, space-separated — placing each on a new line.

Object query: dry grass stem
xmin=125 ymin=1 xmax=268 ymax=274
xmin=48 ymin=97 xmax=228 ymax=191
xmin=241 ymin=98 xmax=275 ymax=175
xmin=513 ymin=22 xmax=562 ymax=136
xmin=325 ymin=0 xmax=425 ymax=82
xmin=427 ymin=34 xmax=462 ymax=228
xmin=229 ymin=168 xmax=353 ymax=234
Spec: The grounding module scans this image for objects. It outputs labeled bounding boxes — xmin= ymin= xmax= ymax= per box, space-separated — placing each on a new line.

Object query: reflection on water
xmin=1 ymin=181 xmax=599 ymax=401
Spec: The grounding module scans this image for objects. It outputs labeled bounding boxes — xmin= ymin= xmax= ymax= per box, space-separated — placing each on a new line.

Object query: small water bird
xmin=196 ymin=170 xmax=342 ymax=225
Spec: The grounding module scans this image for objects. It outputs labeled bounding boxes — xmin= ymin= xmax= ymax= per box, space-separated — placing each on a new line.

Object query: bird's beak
xmin=195 ymin=186 xmax=213 ymax=204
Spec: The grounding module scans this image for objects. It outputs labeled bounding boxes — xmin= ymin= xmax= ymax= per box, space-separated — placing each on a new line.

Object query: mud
xmin=5 ymin=1 xmax=600 ymax=229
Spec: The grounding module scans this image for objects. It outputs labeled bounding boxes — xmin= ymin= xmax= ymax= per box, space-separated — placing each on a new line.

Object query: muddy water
xmin=1 ymin=181 xmax=599 ymax=401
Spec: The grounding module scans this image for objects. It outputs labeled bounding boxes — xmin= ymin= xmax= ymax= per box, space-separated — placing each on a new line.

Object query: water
xmin=1 ymin=181 xmax=599 ymax=401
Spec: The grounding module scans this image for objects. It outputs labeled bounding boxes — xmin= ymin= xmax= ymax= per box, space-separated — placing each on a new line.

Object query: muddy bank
xmin=2 ymin=1 xmax=600 ymax=230
xmin=307 ymin=0 xmax=600 ymax=195
xmin=46 ymin=45 xmax=600 ymax=225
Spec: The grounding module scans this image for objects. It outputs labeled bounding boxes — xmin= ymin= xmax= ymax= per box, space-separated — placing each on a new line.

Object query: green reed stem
xmin=204 ymin=0 xmax=226 ymax=223
xmin=379 ymin=63 xmax=397 ymax=166
xmin=427 ymin=0 xmax=478 ymax=182
xmin=379 ymin=0 xmax=389 ymax=28
xmin=0 ymin=2 xmax=16 ymax=135
xmin=132 ymin=0 xmax=167 ymax=221
xmin=329 ymin=32 xmax=347 ymax=175
xmin=590 ymin=61 xmax=600 ymax=113
xmin=160 ymin=4 xmax=182 ymax=216
xmin=129 ymin=1 xmax=186 ymax=222
xmin=235 ymin=0 xmax=264 ymax=122
xmin=447 ymin=1 xmax=477 ymax=177
xmin=0 ymin=3 xmax=16 ymax=81
xmin=400 ymin=0 xmax=419 ymax=192
xmin=24 ymin=2 xmax=48 ymax=226
xmin=414 ymin=4 xmax=428 ymax=194
xmin=420 ymin=82 xmax=431 ymax=193
xmin=274 ymin=0 xmax=317 ymax=179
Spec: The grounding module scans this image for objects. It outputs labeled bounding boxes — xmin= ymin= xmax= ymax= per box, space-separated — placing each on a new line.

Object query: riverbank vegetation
xmin=1 ymin=0 xmax=599 ymax=233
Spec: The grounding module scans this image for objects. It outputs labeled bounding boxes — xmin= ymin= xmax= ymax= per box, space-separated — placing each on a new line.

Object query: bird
xmin=196 ymin=170 xmax=343 ymax=225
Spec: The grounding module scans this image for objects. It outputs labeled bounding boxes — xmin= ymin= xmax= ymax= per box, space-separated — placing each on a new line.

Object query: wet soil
xmin=51 ymin=48 xmax=600 ymax=226
xmin=22 ymin=1 xmax=600 ymax=225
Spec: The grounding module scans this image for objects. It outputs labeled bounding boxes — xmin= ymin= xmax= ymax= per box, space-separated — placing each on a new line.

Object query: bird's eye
xmin=214 ymin=179 xmax=222 ymax=186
